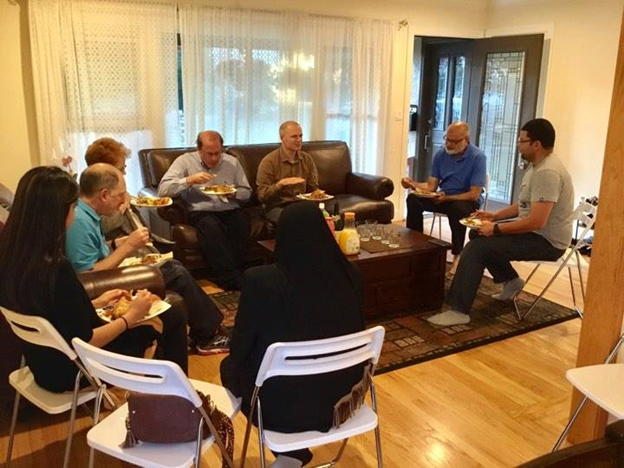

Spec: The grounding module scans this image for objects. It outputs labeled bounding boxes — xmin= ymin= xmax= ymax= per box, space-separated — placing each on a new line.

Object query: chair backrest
xmin=71 ymin=337 xmax=202 ymax=407
xmin=1 ymin=307 xmax=77 ymax=361
xmin=483 ymin=173 xmax=490 ymax=210
xmin=573 ymin=200 xmax=598 ymax=246
xmin=254 ymin=326 xmax=385 ymax=387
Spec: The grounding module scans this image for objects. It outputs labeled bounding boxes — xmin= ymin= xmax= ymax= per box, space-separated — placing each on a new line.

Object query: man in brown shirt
xmin=256 ymin=121 xmax=319 ymax=224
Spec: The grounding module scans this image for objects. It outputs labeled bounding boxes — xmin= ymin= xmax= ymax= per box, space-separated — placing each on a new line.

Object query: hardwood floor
xmin=0 ymin=220 xmax=587 ymax=467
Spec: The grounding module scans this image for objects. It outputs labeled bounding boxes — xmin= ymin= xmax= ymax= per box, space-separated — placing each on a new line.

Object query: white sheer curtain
xmin=178 ymin=6 xmax=393 ymax=175
xmin=29 ymin=0 xmax=181 ymax=193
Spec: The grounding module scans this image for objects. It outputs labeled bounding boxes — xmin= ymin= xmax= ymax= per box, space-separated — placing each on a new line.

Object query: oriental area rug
xmin=208 ymin=274 xmax=578 ymax=375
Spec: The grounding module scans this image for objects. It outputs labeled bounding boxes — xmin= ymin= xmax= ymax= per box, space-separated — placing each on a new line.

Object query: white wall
xmin=487 ymin=0 xmax=624 ymax=199
xmin=0 ymin=1 xmax=38 ymax=192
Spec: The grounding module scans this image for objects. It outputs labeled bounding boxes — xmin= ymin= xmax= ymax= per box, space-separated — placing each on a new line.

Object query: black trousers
xmin=189 ymin=210 xmax=250 ymax=287
xmin=445 ymin=231 xmax=566 ymax=314
xmin=160 ymin=259 xmax=223 ymax=341
xmin=406 ymin=194 xmax=479 ymax=255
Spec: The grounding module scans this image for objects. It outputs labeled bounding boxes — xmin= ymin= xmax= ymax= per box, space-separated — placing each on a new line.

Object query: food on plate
xmin=111 ymin=297 xmax=132 ymax=319
xmin=133 ymin=195 xmax=172 ymax=206
xmin=461 ymin=217 xmax=483 ymax=228
xmin=309 ymin=189 xmax=327 ymax=200
xmin=141 ymin=253 xmax=161 ymax=265
xmin=412 ymin=187 xmax=435 ymax=196
xmin=201 ymin=184 xmax=236 ymax=195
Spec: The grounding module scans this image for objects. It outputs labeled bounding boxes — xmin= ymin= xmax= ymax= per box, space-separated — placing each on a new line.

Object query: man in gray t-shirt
xmin=428 ymin=118 xmax=575 ymax=326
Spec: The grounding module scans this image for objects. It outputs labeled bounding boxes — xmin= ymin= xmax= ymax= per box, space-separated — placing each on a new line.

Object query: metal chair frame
xmin=240 ymin=326 xmax=385 ymax=468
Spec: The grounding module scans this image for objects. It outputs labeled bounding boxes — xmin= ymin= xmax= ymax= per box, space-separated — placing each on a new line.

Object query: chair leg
xmin=370 ymin=383 xmax=383 ymax=468
xmin=429 ymin=215 xmax=436 ymax=236
xmin=514 ymin=260 xmax=568 ymax=321
xmin=88 ymin=385 xmax=106 ymax=468
xmin=195 ymin=417 xmax=204 ymax=468
xmin=240 ymin=387 xmax=260 ymax=468
xmin=313 ymin=438 xmax=350 ymax=467
xmin=62 ymin=371 xmax=83 ymax=468
xmin=567 ymin=267 xmax=577 ymax=311
xmin=257 ymin=400 xmax=266 ymax=468
xmin=5 ymin=387 xmax=21 ymax=468
xmin=438 ymin=216 xmax=442 ymax=240
xmin=552 ymin=395 xmax=589 ymax=451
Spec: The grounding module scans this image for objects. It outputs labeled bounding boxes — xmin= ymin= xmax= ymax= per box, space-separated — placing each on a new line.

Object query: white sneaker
xmin=427 ymin=310 xmax=470 ymax=326
xmin=492 ymin=277 xmax=526 ymax=301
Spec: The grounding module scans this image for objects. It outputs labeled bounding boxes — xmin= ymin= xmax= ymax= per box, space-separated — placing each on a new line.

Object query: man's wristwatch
xmin=493 ymin=223 xmax=502 ymax=236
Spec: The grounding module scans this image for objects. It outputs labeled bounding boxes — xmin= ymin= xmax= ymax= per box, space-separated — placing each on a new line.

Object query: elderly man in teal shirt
xmin=66 ymin=163 xmax=230 ymax=355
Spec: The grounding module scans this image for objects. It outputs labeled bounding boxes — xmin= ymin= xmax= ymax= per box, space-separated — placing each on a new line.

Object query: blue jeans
xmin=445 ymin=232 xmax=566 ymax=314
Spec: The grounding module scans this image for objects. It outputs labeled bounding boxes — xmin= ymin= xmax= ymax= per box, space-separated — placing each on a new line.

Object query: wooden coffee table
xmin=258 ymin=226 xmax=450 ymax=318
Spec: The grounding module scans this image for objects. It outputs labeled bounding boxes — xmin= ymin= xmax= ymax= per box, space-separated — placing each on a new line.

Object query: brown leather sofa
xmin=138 ymin=140 xmax=395 ymax=270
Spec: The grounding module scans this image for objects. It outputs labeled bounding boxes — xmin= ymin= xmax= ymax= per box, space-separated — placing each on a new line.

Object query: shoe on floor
xmin=269 ymin=455 xmax=304 ymax=468
xmin=196 ymin=328 xmax=230 ymax=356
xmin=427 ymin=310 xmax=470 ymax=326
xmin=492 ymin=277 xmax=526 ymax=301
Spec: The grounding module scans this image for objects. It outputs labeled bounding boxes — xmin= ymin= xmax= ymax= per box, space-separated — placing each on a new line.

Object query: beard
xmin=446 ymin=146 xmax=463 ymax=155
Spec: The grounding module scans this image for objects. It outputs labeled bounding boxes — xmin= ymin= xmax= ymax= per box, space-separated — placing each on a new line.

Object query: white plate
xmin=96 ymin=300 xmax=171 ymax=323
xmin=296 ymin=193 xmax=334 ymax=201
xmin=199 ymin=186 xmax=237 ymax=196
xmin=130 ymin=197 xmax=172 ymax=208
xmin=410 ymin=190 xmax=439 ymax=199
xmin=119 ymin=252 xmax=174 ymax=267
xmin=459 ymin=217 xmax=484 ymax=229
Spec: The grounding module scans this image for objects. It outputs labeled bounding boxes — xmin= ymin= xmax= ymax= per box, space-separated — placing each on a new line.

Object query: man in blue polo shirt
xmin=66 ymin=163 xmax=230 ymax=355
xmin=402 ymin=121 xmax=486 ymax=270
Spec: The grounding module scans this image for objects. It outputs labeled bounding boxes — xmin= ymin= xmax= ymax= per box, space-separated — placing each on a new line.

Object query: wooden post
xmin=568 ymin=10 xmax=624 ymax=443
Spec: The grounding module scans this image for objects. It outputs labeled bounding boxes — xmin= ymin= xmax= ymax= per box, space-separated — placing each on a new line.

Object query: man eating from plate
xmin=402 ymin=121 xmax=487 ymax=273
xmin=427 ymin=118 xmax=574 ymax=326
xmin=159 ymin=131 xmax=251 ymax=291
xmin=65 ymin=163 xmax=231 ymax=355
xmin=256 ymin=120 xmax=320 ymax=225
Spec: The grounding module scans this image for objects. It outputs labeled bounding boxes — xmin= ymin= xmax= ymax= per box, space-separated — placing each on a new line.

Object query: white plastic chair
xmin=71 ymin=337 xmax=240 ymax=468
xmin=513 ymin=200 xmax=597 ymax=321
xmin=240 ymin=325 xmax=386 ymax=468
xmin=430 ymin=174 xmax=489 ymax=239
xmin=1 ymin=307 xmax=100 ymax=468
xmin=552 ymin=331 xmax=624 ymax=451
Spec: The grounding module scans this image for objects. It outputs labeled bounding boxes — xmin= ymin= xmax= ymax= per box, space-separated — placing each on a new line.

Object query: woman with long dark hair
xmin=221 ymin=202 xmax=367 ymax=467
xmin=0 ymin=167 xmax=187 ymax=393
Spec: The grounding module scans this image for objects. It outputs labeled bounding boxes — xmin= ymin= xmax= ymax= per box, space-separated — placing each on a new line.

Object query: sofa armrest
xmin=346 ymin=173 xmax=394 ymax=200
xmin=78 ymin=265 xmax=167 ymax=300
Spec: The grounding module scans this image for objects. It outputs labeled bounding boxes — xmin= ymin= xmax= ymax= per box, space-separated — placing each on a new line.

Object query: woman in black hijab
xmin=221 ymin=202 xmax=366 ymax=467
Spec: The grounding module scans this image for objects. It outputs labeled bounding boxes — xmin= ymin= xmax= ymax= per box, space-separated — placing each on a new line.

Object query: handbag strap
xmin=199 ymin=392 xmax=235 ymax=468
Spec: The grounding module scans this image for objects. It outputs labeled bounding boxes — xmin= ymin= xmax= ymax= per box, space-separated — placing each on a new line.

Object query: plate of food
xmin=96 ymin=296 xmax=171 ymax=323
xmin=296 ymin=189 xmax=334 ymax=201
xmin=119 ymin=252 xmax=174 ymax=267
xmin=199 ymin=184 xmax=237 ymax=196
xmin=131 ymin=195 xmax=173 ymax=207
xmin=410 ymin=187 xmax=440 ymax=198
xmin=460 ymin=217 xmax=484 ymax=229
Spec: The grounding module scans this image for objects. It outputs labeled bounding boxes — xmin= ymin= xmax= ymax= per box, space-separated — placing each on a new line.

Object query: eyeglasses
xmin=517 ymin=139 xmax=534 ymax=144
xmin=443 ymin=135 xmax=466 ymax=144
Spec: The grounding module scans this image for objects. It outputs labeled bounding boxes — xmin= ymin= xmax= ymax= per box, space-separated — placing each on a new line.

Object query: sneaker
xmin=196 ymin=329 xmax=230 ymax=356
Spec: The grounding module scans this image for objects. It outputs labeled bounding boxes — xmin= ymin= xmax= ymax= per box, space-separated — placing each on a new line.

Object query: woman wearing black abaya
xmin=220 ymin=202 xmax=366 ymax=467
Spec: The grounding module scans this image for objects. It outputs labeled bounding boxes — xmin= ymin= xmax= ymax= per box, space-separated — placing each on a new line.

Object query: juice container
xmin=338 ymin=212 xmax=360 ymax=255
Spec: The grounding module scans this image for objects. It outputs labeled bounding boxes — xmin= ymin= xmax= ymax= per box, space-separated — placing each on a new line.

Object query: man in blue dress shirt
xmin=159 ymin=131 xmax=252 ymax=290
xmin=402 ymin=121 xmax=487 ymax=271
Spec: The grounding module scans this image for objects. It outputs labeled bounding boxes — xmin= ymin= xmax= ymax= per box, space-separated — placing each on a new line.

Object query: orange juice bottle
xmin=338 ymin=212 xmax=360 ymax=255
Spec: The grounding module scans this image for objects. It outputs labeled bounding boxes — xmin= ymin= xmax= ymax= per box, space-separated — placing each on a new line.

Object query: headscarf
xmin=273 ymin=202 xmax=363 ymax=338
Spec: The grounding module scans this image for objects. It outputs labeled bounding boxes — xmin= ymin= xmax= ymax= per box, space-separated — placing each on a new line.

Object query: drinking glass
xmin=388 ymin=232 xmax=400 ymax=248
xmin=380 ymin=226 xmax=390 ymax=244
xmin=370 ymin=225 xmax=381 ymax=241
xmin=357 ymin=223 xmax=370 ymax=242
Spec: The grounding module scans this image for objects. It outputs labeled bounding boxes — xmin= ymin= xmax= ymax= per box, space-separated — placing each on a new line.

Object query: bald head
xmin=79 ymin=163 xmax=124 ymax=197
xmin=196 ymin=130 xmax=224 ymax=149
xmin=279 ymin=121 xmax=300 ymax=138
xmin=279 ymin=121 xmax=303 ymax=156
xmin=445 ymin=121 xmax=470 ymax=155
